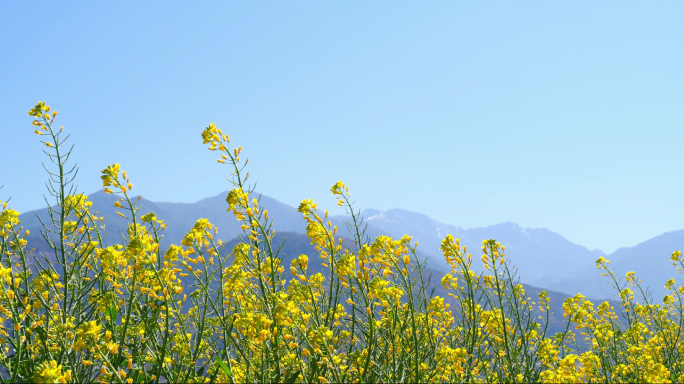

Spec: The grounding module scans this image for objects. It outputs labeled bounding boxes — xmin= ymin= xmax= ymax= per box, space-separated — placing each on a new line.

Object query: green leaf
xmin=285 ymin=370 xmax=300 ymax=384
xmin=216 ymin=359 xmax=232 ymax=378
xmin=106 ymin=306 xmax=118 ymax=320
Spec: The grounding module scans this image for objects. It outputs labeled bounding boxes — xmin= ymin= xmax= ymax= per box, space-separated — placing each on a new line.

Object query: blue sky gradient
xmin=2 ymin=1 xmax=683 ymax=254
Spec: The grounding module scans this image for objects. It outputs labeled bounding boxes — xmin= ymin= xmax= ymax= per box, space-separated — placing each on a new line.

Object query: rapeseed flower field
xmin=1 ymin=102 xmax=683 ymax=383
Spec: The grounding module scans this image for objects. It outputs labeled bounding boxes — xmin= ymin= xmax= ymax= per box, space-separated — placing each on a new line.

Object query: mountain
xmin=21 ymin=190 xmax=312 ymax=254
xmin=350 ymin=208 xmax=458 ymax=271
xmin=452 ymin=223 xmax=604 ymax=290
xmin=18 ymin=190 xmax=684 ymax=303
xmin=549 ymin=230 xmax=684 ymax=301
xmin=359 ymin=209 xmax=602 ymax=292
xmin=359 ymin=208 xmax=684 ymax=301
xmin=18 ymin=195 xmax=580 ymax=335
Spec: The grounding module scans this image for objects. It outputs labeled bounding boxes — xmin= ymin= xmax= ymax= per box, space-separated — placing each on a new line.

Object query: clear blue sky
xmin=2 ymin=1 xmax=683 ymax=254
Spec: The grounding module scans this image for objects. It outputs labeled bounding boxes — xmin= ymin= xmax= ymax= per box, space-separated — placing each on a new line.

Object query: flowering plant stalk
xmin=0 ymin=102 xmax=682 ymax=382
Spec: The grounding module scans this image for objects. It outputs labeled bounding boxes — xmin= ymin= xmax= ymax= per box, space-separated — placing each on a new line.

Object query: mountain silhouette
xmin=549 ymin=229 xmax=684 ymax=301
xmin=359 ymin=209 xmax=603 ymax=292
xmin=17 ymin=190 xmax=684 ymax=302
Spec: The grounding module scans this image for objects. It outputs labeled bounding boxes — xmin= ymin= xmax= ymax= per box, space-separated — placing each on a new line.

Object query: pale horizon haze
xmin=2 ymin=1 xmax=684 ymax=254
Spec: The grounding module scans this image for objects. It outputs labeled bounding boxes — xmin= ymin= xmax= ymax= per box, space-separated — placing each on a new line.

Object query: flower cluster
xmin=2 ymin=102 xmax=684 ymax=383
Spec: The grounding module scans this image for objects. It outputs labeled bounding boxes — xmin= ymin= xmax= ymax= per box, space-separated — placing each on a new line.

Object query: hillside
xmin=359 ymin=209 xmax=604 ymax=289
xmin=549 ymin=230 xmax=684 ymax=301
xmin=18 ymin=190 xmax=684 ymax=303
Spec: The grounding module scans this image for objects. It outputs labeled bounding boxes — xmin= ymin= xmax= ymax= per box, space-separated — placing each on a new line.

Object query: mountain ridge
xmin=15 ymin=189 xmax=684 ymax=301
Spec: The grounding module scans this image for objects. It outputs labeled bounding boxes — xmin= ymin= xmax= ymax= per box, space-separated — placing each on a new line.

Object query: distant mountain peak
xmin=361 ymin=208 xmax=382 ymax=218
xmin=19 ymin=189 xmax=682 ymax=302
xmin=363 ymin=208 xmax=447 ymax=225
xmin=90 ymin=189 xmax=108 ymax=196
xmin=486 ymin=221 xmax=521 ymax=230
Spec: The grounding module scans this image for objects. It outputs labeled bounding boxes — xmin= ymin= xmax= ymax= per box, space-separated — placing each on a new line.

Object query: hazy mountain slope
xmin=15 ymin=190 xmax=627 ymax=333
xmin=360 ymin=208 xmax=457 ymax=271
xmin=152 ymin=192 xmax=309 ymax=243
xmin=148 ymin=191 xmax=393 ymax=246
xmin=359 ymin=209 xmax=602 ymax=289
xmin=18 ymin=190 xmax=684 ymax=304
xmin=551 ymin=229 xmax=684 ymax=301
xmin=359 ymin=207 xmax=684 ymax=302
xmin=20 ymin=191 xmax=186 ymax=255
xmin=20 ymin=190 xmax=311 ymax=252
xmin=456 ymin=223 xmax=604 ymax=288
